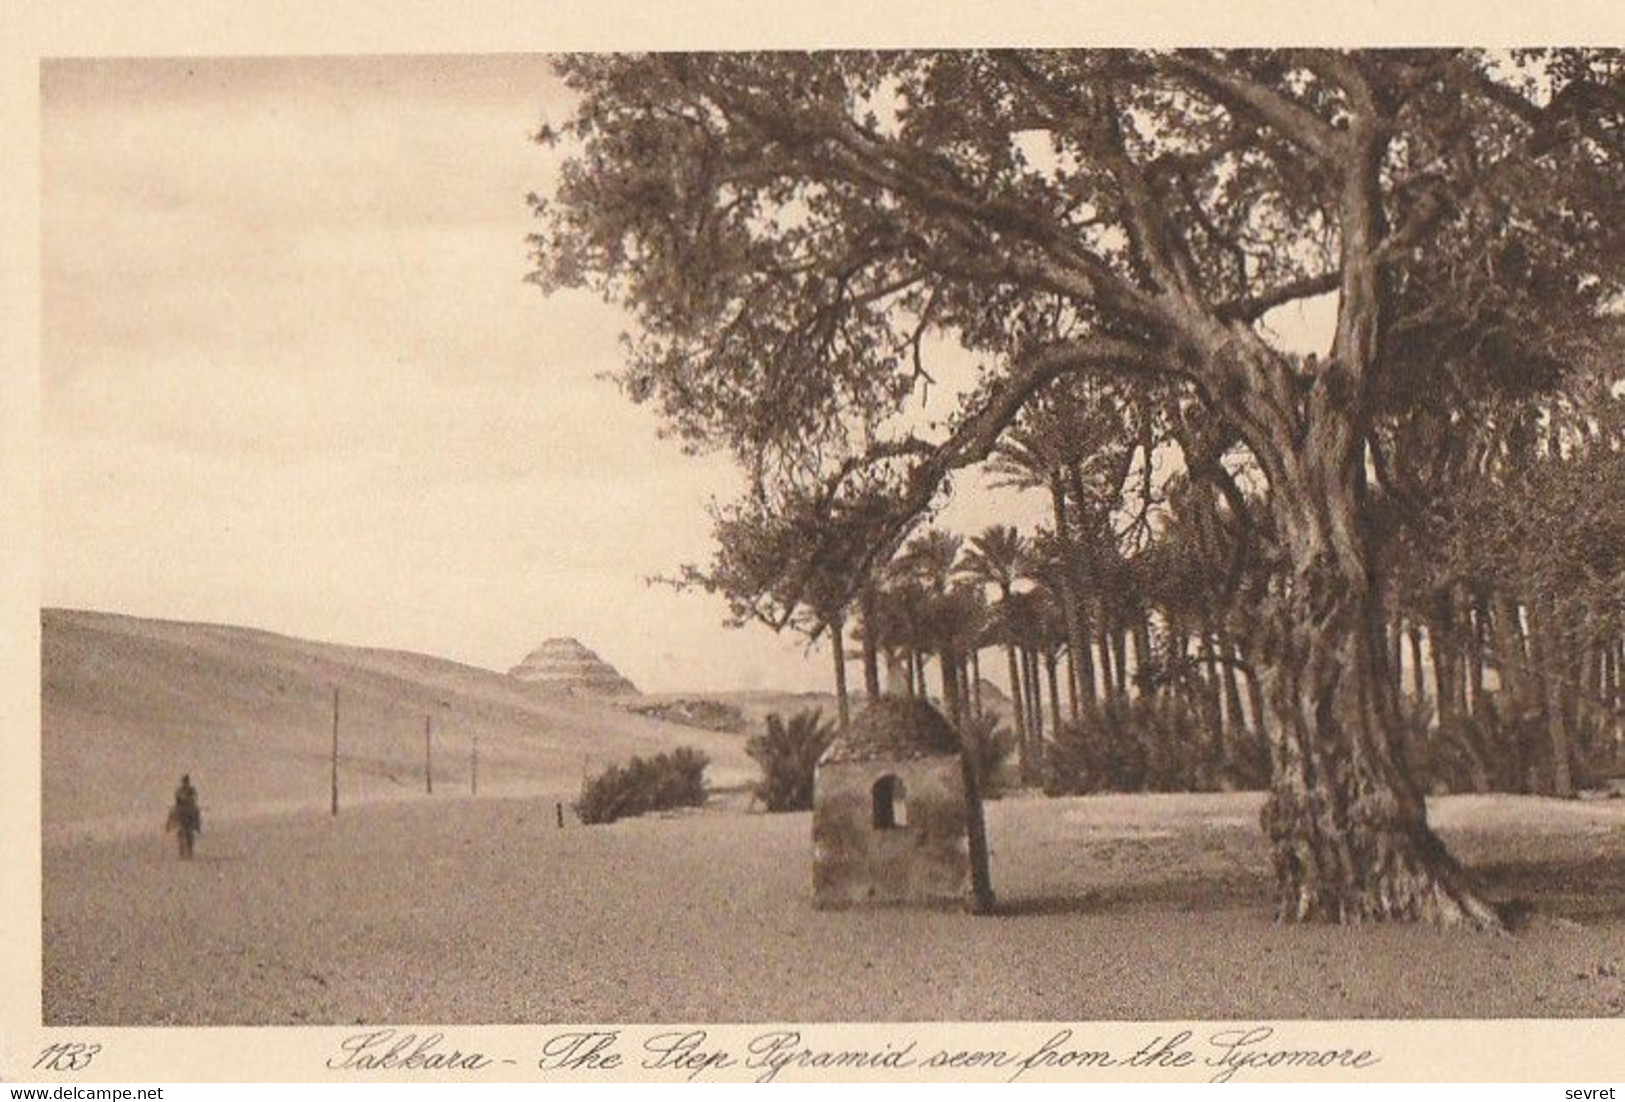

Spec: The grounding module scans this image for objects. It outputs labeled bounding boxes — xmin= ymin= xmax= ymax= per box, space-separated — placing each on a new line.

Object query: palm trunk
xmin=1466 ymin=596 xmax=1487 ymax=718
xmin=1386 ymin=597 xmax=1405 ymax=699
xmin=1407 ymin=624 xmax=1426 ymax=705
xmin=1221 ymin=635 xmax=1248 ymax=743
xmin=940 ymin=649 xmax=963 ymax=727
xmin=1064 ymin=647 xmax=1080 ymax=722
xmin=1051 ymin=476 xmax=1096 ymax=718
xmin=1133 ymin=616 xmax=1155 ymax=702
xmin=1490 ymin=593 xmax=1537 ymax=788
xmin=829 ymin=614 xmax=850 ymax=733
xmin=1045 ymin=652 xmax=1062 ymax=744
xmin=1097 ymin=622 xmax=1117 ymax=698
xmin=1027 ymin=648 xmax=1045 ymax=741
xmin=1075 ymin=600 xmax=1099 ymax=709
xmin=1243 ymin=653 xmax=1267 ymax=737
xmin=999 ymin=584 xmax=1029 ymax=759
xmin=858 ymin=589 xmax=882 ymax=703
xmin=1199 ymin=620 xmax=1225 ymax=737
xmin=1427 ymin=593 xmax=1461 ymax=733
xmin=1525 ymin=601 xmax=1575 ymax=798
xmin=1005 ymin=641 xmax=1027 ymax=747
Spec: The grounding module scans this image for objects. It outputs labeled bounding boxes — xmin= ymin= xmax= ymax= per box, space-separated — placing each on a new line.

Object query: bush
xmin=747 ymin=708 xmax=835 ymax=811
xmin=1044 ymin=693 xmax=1251 ymax=795
xmin=575 ymin=746 xmax=710 ymax=825
xmin=1405 ymin=691 xmax=1619 ymax=796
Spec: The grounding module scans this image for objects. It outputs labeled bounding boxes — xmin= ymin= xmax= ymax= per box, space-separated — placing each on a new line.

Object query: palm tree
xmin=961 ymin=525 xmax=1032 ymax=754
xmin=990 ymin=425 xmax=1095 ymax=714
xmin=895 ymin=530 xmax=971 ymax=722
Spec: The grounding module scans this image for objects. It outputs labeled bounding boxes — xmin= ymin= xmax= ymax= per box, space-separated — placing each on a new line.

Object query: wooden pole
xmin=424 ymin=714 xmax=433 ymax=794
xmin=471 ymin=732 xmax=478 ymax=797
xmin=330 ymin=687 xmax=339 ymax=816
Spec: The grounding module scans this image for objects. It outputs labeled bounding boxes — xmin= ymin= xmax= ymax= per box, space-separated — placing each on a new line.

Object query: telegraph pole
xmin=330 ymin=687 xmax=340 ymax=816
xmin=470 ymin=732 xmax=478 ymax=797
xmin=424 ymin=714 xmax=434 ymax=794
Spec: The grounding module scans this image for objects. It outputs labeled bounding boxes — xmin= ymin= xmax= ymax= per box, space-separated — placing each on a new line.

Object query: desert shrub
xmin=575 ymin=746 xmax=710 ymax=825
xmin=1219 ymin=724 xmax=1271 ymax=790
xmin=1394 ymin=695 xmax=1487 ymax=796
xmin=1044 ymin=695 xmax=1144 ymax=795
xmin=1571 ymin=703 xmax=1625 ymax=791
xmin=747 ymin=708 xmax=835 ymax=811
xmin=1409 ymin=719 xmax=1490 ymax=795
xmin=959 ymin=711 xmax=1015 ymax=797
xmin=1406 ymin=691 xmax=1622 ymax=796
xmin=1044 ymin=693 xmax=1244 ymax=795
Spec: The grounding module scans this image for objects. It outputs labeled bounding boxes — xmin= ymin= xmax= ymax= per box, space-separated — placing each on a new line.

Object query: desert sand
xmin=43 ymin=790 xmax=1625 ymax=1025
xmin=42 ymin=609 xmax=756 ymax=845
xmin=39 ymin=609 xmax=1625 ymax=1024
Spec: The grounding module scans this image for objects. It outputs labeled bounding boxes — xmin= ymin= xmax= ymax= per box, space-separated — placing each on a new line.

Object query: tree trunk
xmin=940 ymin=649 xmax=963 ymax=727
xmin=829 ymin=614 xmax=850 ymax=733
xmin=1525 ymin=602 xmax=1575 ymax=799
xmin=1221 ymin=635 xmax=1248 ymax=743
xmin=969 ymin=648 xmax=983 ymax=717
xmin=1022 ymin=647 xmax=1043 ymax=784
xmin=1601 ymin=636 xmax=1618 ymax=740
xmin=1050 ymin=474 xmax=1093 ymax=720
xmin=1026 ymin=648 xmax=1045 ymax=741
xmin=1612 ymin=637 xmax=1625 ymax=771
xmin=1199 ymin=620 xmax=1226 ymax=738
xmin=999 ymin=584 xmax=1029 ymax=753
xmin=1255 ymin=420 xmax=1501 ymax=929
xmin=1004 ymin=640 xmax=1027 ymax=752
xmin=1407 ymin=625 xmax=1426 ymax=706
xmin=1427 ymin=593 xmax=1460 ymax=733
xmin=1387 ymin=597 xmax=1405 ymax=699
xmin=955 ymin=712 xmax=997 ymax=915
xmin=1466 ymin=595 xmax=1487 ymax=719
xmin=858 ymin=589 xmax=882 ymax=703
xmin=884 ymin=650 xmax=907 ymax=697
xmin=1132 ymin=615 xmax=1155 ymax=703
xmin=1243 ymin=653 xmax=1268 ymax=737
xmin=1490 ymin=594 xmax=1533 ymax=716
xmin=1097 ymin=622 xmax=1117 ymax=697
xmin=1064 ymin=647 xmax=1080 ymax=722
xmin=1045 ymin=652 xmax=1062 ymax=745
xmin=1075 ymin=600 xmax=1099 ymax=708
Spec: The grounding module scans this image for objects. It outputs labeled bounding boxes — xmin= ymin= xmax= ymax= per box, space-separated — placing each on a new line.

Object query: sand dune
xmin=41 ymin=608 xmax=755 ymax=844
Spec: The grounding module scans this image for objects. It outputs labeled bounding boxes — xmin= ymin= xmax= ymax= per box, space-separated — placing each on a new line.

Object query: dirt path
xmin=43 ymin=792 xmax=1625 ymax=1024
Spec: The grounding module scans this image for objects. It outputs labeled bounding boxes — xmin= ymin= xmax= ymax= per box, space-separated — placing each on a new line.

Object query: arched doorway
xmin=871 ymin=774 xmax=908 ymax=829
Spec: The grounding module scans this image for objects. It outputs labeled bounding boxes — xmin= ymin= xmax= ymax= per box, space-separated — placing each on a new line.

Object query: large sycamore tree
xmin=531 ymin=50 xmax=1622 ymax=927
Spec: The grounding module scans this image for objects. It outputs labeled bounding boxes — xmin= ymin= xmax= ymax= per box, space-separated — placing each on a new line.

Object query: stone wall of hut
xmin=811 ymin=756 xmax=971 ymax=908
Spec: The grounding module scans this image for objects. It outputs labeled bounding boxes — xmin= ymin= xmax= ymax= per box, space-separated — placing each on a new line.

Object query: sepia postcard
xmin=2 ymin=0 xmax=1623 ymax=1085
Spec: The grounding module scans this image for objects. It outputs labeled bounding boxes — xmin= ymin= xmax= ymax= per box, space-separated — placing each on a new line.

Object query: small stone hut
xmin=812 ymin=697 xmax=993 ymax=911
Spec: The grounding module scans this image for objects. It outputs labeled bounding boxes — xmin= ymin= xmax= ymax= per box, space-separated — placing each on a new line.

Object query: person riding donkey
xmin=165 ymin=773 xmax=202 ymax=859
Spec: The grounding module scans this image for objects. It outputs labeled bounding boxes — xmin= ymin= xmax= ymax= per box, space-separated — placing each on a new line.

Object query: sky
xmin=40 ymin=54 xmax=1053 ymax=693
